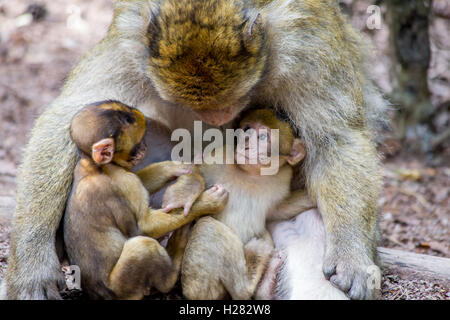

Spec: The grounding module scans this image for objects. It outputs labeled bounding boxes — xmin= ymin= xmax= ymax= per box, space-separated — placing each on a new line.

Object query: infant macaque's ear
xmin=92 ymin=138 xmax=115 ymax=164
xmin=287 ymin=138 xmax=306 ymax=166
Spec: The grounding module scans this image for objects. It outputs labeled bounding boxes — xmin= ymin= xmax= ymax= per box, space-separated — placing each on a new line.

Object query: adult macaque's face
xmin=193 ymin=106 xmax=241 ymax=126
xmin=191 ymin=97 xmax=250 ymax=126
xmin=145 ymin=0 xmax=266 ymax=127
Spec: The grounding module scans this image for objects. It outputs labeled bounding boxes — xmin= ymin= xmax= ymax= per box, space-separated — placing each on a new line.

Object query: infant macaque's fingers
xmin=183 ymin=200 xmax=195 ymax=217
xmin=206 ymin=185 xmax=219 ymax=194
xmin=162 ymin=203 xmax=179 ymax=213
xmin=215 ymin=184 xmax=227 ymax=196
xmin=210 ymin=184 xmax=227 ymax=199
xmin=204 ymin=184 xmax=229 ymax=205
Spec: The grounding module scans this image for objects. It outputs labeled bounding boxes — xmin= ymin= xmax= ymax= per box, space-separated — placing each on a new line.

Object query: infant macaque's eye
xmin=125 ymin=115 xmax=134 ymax=124
xmin=258 ymin=132 xmax=268 ymax=141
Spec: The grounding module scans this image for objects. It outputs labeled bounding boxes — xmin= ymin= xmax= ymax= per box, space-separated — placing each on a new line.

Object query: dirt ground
xmin=0 ymin=1 xmax=448 ymax=300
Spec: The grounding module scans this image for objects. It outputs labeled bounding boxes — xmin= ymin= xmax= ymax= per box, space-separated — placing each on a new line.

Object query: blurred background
xmin=0 ymin=0 xmax=448 ymax=299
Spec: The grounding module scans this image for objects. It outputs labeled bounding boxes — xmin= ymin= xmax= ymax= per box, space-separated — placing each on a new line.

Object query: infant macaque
xmin=181 ymin=108 xmax=312 ymax=299
xmin=64 ymin=101 xmax=227 ymax=299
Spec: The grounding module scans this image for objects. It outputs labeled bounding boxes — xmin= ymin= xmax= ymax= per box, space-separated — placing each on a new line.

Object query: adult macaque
xmin=4 ymin=0 xmax=385 ymax=299
xmin=181 ymin=109 xmax=307 ymax=300
xmin=64 ymin=101 xmax=228 ymax=299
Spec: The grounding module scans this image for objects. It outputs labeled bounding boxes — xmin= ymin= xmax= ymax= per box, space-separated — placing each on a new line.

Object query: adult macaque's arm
xmin=311 ymin=131 xmax=381 ymax=300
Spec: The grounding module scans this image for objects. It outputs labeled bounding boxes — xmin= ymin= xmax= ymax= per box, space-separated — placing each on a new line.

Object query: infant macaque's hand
xmin=162 ymin=173 xmax=205 ymax=216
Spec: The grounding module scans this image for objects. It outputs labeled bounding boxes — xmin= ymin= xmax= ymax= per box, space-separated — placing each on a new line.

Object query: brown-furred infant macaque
xmin=64 ymin=101 xmax=228 ymax=300
xmin=181 ymin=109 xmax=314 ymax=300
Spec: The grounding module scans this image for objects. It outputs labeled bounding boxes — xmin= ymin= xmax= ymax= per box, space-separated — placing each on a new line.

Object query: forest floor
xmin=0 ymin=0 xmax=448 ymax=300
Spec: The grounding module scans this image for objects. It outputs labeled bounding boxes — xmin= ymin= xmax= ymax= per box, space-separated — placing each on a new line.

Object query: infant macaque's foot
xmin=255 ymin=250 xmax=284 ymax=300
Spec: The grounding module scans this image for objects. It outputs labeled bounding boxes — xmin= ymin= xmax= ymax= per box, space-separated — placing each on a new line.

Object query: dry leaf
xmin=397 ymin=168 xmax=421 ymax=181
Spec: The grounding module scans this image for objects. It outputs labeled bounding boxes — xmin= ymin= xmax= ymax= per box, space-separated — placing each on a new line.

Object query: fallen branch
xmin=378 ymin=247 xmax=450 ymax=281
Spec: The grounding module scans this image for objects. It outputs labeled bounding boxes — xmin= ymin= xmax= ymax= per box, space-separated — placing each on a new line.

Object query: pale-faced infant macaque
xmin=64 ymin=101 xmax=228 ymax=299
xmin=181 ymin=109 xmax=313 ymax=300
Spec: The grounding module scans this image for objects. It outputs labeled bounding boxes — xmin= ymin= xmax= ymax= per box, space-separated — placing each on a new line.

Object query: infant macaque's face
xmin=235 ymin=121 xmax=277 ymax=175
xmin=234 ymin=109 xmax=306 ymax=175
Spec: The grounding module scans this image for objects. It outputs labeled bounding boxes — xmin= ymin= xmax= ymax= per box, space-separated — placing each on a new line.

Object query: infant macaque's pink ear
xmin=92 ymin=138 xmax=115 ymax=164
xmin=287 ymin=138 xmax=306 ymax=166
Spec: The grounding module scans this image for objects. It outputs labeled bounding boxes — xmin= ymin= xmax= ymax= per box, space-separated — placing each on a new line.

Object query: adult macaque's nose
xmin=194 ymin=107 xmax=238 ymax=126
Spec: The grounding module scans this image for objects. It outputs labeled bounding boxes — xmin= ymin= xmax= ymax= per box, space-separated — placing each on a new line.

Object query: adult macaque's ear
xmin=243 ymin=12 xmax=263 ymax=52
xmin=244 ymin=12 xmax=262 ymax=37
xmin=92 ymin=138 xmax=115 ymax=165
xmin=287 ymin=138 xmax=306 ymax=166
